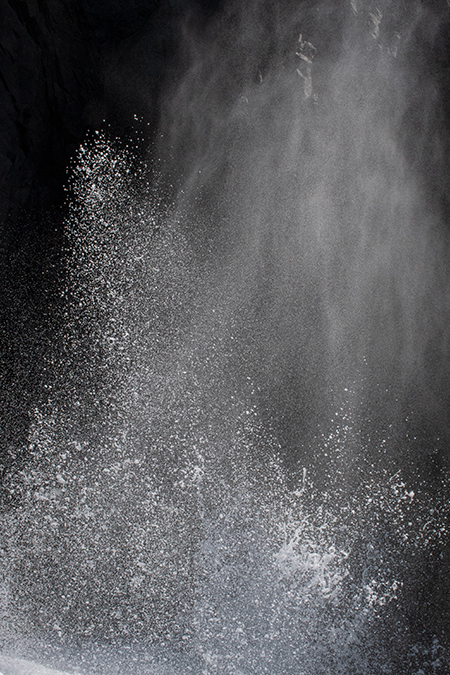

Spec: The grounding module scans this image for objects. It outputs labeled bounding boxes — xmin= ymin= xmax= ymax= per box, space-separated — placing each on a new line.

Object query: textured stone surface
xmin=0 ymin=0 xmax=182 ymax=224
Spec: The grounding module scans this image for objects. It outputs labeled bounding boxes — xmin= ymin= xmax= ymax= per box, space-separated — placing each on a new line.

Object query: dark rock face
xmin=2 ymin=0 xmax=90 ymax=222
xmin=0 ymin=0 xmax=184 ymax=224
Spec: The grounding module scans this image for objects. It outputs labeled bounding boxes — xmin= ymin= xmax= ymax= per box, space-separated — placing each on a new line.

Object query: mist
xmin=154 ymin=0 xmax=450 ymax=478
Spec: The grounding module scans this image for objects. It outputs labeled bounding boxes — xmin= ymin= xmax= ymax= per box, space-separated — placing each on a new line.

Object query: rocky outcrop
xmin=0 ymin=0 xmax=188 ymax=225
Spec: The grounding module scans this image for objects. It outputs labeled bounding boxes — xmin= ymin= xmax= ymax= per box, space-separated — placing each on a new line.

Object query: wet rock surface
xmin=0 ymin=0 xmax=182 ymax=224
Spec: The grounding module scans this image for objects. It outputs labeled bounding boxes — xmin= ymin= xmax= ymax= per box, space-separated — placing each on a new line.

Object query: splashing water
xmin=1 ymin=1 xmax=450 ymax=673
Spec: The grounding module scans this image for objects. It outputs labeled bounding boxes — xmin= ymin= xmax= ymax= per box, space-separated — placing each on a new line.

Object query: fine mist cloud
xmin=155 ymin=0 xmax=450 ymax=476
xmin=2 ymin=2 xmax=450 ymax=667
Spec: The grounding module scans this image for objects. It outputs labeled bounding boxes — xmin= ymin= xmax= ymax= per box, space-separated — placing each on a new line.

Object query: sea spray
xmin=2 ymin=0 xmax=450 ymax=671
xmin=0 ymin=134 xmax=448 ymax=673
